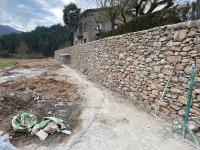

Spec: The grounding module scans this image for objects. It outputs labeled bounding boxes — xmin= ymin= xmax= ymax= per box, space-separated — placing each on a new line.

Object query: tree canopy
xmin=0 ymin=24 xmax=70 ymax=57
xmin=92 ymin=0 xmax=175 ymax=29
xmin=63 ymin=3 xmax=81 ymax=46
xmin=63 ymin=3 xmax=81 ymax=32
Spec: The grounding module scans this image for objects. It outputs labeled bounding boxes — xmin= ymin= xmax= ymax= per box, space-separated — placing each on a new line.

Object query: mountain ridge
xmin=0 ymin=25 xmax=21 ymax=36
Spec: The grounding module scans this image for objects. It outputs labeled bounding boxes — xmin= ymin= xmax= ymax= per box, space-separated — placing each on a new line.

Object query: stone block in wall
xmin=160 ymin=107 xmax=171 ymax=116
xmin=171 ymin=77 xmax=179 ymax=83
xmin=194 ymin=38 xmax=200 ymax=44
xmin=162 ymin=69 xmax=172 ymax=75
xmin=141 ymin=93 xmax=149 ymax=100
xmin=191 ymin=53 xmax=200 ymax=57
xmin=173 ymin=42 xmax=182 ymax=46
xmin=178 ymin=109 xmax=185 ymax=116
xmin=179 ymin=52 xmax=188 ymax=56
xmin=194 ymin=44 xmax=200 ymax=51
xmin=166 ymin=56 xmax=182 ymax=63
xmin=167 ymin=107 xmax=178 ymax=115
xmin=169 ymin=46 xmax=182 ymax=51
xmin=149 ymin=73 xmax=158 ymax=79
xmin=164 ymin=51 xmax=174 ymax=56
xmin=146 ymin=58 xmax=153 ymax=63
xmin=174 ymin=29 xmax=188 ymax=42
xmin=159 ymin=37 xmax=167 ymax=42
xmin=150 ymin=54 xmax=158 ymax=59
xmin=178 ymin=95 xmax=187 ymax=105
xmin=144 ymin=100 xmax=150 ymax=105
xmin=182 ymin=46 xmax=192 ymax=52
xmin=176 ymin=64 xmax=184 ymax=71
xmin=153 ymin=66 xmax=161 ymax=72
xmin=166 ymin=41 xmax=173 ymax=46
xmin=155 ymin=99 xmax=168 ymax=107
xmin=150 ymin=83 xmax=163 ymax=91
xmin=170 ymin=104 xmax=182 ymax=111
xmin=184 ymin=66 xmax=192 ymax=74
xmin=153 ymin=42 xmax=162 ymax=47
xmin=152 ymin=90 xmax=159 ymax=96
xmin=182 ymin=83 xmax=189 ymax=89
xmin=194 ymin=89 xmax=200 ymax=94
xmin=190 ymin=108 xmax=200 ymax=116
xmin=170 ymin=87 xmax=182 ymax=94
xmin=193 ymin=103 xmax=200 ymax=108
xmin=160 ymin=59 xmax=166 ymax=64
xmin=187 ymin=31 xmax=196 ymax=37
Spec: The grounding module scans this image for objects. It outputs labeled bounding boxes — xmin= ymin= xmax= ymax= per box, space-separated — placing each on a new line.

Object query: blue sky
xmin=0 ymin=0 xmax=94 ymax=31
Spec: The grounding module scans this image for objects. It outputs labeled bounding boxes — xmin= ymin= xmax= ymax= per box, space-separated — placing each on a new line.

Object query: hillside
xmin=0 ymin=25 xmax=21 ymax=36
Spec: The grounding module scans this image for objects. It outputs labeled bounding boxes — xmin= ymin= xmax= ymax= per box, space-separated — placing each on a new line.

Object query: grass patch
xmin=0 ymin=58 xmax=20 ymax=69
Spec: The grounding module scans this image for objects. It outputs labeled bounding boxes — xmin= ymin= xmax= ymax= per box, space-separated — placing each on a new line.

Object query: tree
xmin=0 ymin=24 xmax=70 ymax=56
xmin=0 ymin=33 xmax=20 ymax=53
xmin=17 ymin=41 xmax=29 ymax=54
xmin=134 ymin=0 xmax=174 ymax=16
xmin=87 ymin=0 xmax=174 ymax=30
xmin=63 ymin=3 xmax=81 ymax=46
xmin=197 ymin=0 xmax=200 ymax=19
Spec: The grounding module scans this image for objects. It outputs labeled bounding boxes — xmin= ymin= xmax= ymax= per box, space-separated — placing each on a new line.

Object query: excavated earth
xmin=0 ymin=59 xmax=198 ymax=150
xmin=0 ymin=59 xmax=83 ymax=148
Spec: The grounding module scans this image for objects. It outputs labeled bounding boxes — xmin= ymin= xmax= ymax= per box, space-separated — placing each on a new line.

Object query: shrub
xmin=101 ymin=3 xmax=196 ymax=38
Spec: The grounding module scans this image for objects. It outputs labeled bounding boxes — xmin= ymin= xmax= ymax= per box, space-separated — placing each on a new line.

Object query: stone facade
xmin=74 ymin=8 xmax=132 ymax=45
xmin=55 ymin=20 xmax=200 ymax=121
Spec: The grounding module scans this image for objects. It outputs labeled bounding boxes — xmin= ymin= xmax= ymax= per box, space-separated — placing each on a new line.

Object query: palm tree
xmin=63 ymin=3 xmax=81 ymax=46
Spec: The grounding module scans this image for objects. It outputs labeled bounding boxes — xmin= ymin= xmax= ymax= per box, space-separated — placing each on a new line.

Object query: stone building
xmin=74 ymin=8 xmax=131 ymax=45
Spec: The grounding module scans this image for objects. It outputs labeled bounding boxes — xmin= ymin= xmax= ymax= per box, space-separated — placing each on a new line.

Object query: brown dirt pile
xmin=3 ymin=72 xmax=80 ymax=101
xmin=0 ymin=72 xmax=82 ymax=147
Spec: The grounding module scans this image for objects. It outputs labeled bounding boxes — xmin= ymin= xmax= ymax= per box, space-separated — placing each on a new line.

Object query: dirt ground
xmin=0 ymin=59 xmax=198 ymax=150
xmin=13 ymin=59 xmax=61 ymax=69
xmin=0 ymin=59 xmax=83 ymax=148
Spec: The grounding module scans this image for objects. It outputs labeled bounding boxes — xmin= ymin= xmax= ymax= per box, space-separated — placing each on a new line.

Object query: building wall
xmin=74 ymin=9 xmax=132 ymax=45
xmin=55 ymin=20 xmax=200 ymax=121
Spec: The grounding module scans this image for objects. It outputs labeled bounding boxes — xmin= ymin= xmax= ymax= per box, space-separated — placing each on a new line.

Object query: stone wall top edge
xmin=91 ymin=20 xmax=200 ymax=43
xmin=55 ymin=19 xmax=200 ymax=52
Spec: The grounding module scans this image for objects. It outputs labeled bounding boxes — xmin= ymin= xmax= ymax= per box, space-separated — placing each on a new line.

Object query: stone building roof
xmin=81 ymin=7 xmax=109 ymax=17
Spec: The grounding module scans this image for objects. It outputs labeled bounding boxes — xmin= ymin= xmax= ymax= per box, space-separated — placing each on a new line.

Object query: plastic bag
xmin=12 ymin=112 xmax=37 ymax=132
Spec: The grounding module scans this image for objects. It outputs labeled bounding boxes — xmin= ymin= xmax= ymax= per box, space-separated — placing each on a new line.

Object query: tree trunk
xmin=111 ymin=17 xmax=115 ymax=30
xmin=121 ymin=9 xmax=127 ymax=23
xmin=70 ymin=32 xmax=74 ymax=46
xmin=109 ymin=12 xmax=116 ymax=30
xmin=197 ymin=0 xmax=200 ymax=19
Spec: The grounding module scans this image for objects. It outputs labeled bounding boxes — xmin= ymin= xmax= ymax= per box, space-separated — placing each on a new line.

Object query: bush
xmin=101 ymin=3 xmax=196 ymax=38
xmin=0 ymin=52 xmax=10 ymax=58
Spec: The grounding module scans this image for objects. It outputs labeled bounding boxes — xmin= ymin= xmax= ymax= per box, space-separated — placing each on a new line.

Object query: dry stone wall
xmin=55 ymin=20 xmax=200 ymax=120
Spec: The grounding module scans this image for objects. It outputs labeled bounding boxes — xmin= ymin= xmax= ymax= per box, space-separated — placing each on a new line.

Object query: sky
xmin=0 ymin=0 xmax=195 ymax=32
xmin=0 ymin=0 xmax=94 ymax=32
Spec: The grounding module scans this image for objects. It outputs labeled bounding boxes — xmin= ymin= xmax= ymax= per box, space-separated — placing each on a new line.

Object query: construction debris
xmin=11 ymin=112 xmax=71 ymax=141
xmin=0 ymin=59 xmax=83 ymax=148
xmin=32 ymin=117 xmax=71 ymax=140
xmin=36 ymin=130 xmax=48 ymax=140
xmin=12 ymin=112 xmax=37 ymax=132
